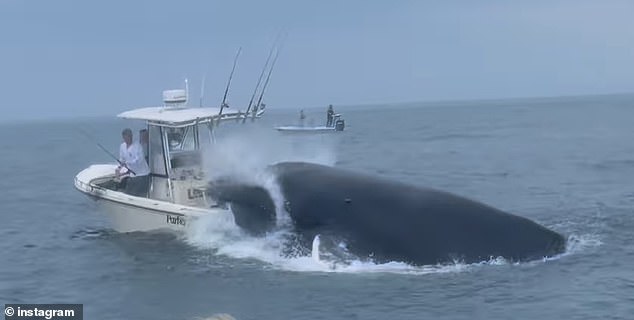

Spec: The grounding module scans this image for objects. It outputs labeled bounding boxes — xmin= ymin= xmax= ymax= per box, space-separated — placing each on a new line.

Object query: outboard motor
xmin=335 ymin=119 xmax=345 ymax=131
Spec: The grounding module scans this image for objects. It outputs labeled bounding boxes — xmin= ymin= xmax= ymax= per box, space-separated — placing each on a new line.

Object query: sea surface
xmin=1 ymin=95 xmax=633 ymax=319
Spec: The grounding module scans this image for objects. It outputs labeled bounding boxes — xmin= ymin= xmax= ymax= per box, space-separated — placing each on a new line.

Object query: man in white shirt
xmin=116 ymin=128 xmax=150 ymax=197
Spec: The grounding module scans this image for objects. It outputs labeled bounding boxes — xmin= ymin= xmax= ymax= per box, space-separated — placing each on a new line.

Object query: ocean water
xmin=1 ymin=95 xmax=633 ymax=319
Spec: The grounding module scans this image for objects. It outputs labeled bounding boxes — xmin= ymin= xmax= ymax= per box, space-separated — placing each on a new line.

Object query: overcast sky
xmin=1 ymin=0 xmax=633 ymax=121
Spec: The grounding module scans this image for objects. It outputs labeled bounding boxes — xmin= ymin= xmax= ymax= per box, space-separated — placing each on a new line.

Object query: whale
xmin=207 ymin=162 xmax=566 ymax=265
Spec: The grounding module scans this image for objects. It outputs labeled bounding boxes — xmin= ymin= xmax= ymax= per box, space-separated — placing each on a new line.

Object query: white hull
xmin=75 ymin=164 xmax=226 ymax=233
xmin=93 ymin=197 xmax=190 ymax=233
xmin=275 ymin=126 xmax=340 ymax=133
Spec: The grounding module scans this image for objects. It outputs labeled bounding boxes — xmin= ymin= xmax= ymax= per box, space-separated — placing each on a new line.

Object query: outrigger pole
xmin=218 ymin=47 xmax=242 ymax=116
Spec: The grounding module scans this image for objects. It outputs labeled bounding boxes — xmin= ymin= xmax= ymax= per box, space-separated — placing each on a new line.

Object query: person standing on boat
xmin=299 ymin=109 xmax=306 ymax=127
xmin=326 ymin=105 xmax=335 ymax=127
xmin=116 ymin=128 xmax=150 ymax=197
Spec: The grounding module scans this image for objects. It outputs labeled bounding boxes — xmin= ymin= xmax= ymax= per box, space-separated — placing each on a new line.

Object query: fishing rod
xmin=252 ymin=40 xmax=283 ymax=121
xmin=78 ymin=128 xmax=137 ymax=176
xmin=218 ymin=47 xmax=242 ymax=116
xmin=242 ymin=34 xmax=283 ymax=123
xmin=95 ymin=142 xmax=137 ymax=176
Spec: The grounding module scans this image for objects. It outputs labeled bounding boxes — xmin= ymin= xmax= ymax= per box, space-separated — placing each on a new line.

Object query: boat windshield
xmin=166 ymin=125 xmax=205 ymax=169
xmin=167 ymin=127 xmax=195 ymax=152
xmin=148 ymin=125 xmax=167 ymax=176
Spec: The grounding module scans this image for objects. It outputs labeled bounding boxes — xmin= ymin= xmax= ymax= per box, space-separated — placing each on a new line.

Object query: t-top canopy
xmin=117 ymin=106 xmax=263 ymax=127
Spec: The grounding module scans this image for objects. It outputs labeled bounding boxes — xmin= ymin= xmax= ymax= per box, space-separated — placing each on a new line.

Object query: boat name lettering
xmin=187 ymin=188 xmax=204 ymax=200
xmin=166 ymin=215 xmax=186 ymax=226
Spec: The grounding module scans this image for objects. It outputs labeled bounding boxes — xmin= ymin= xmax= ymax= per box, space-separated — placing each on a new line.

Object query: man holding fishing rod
xmin=116 ymin=128 xmax=150 ymax=197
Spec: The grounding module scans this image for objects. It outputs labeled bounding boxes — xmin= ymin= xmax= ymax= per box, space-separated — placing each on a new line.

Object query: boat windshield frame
xmin=144 ymin=120 xmax=213 ymax=203
xmin=118 ymin=105 xmax=264 ymax=203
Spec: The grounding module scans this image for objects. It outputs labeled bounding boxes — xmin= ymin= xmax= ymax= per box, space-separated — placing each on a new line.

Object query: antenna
xmin=199 ymin=74 xmax=206 ymax=107
xmin=185 ymin=78 xmax=189 ymax=106
xmin=219 ymin=47 xmax=242 ymax=116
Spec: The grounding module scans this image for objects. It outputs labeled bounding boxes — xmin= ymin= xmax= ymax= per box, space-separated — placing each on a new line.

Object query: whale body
xmin=207 ymin=162 xmax=566 ymax=265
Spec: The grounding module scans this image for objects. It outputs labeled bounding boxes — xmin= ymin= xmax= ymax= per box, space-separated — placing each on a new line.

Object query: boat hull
xmin=92 ymin=197 xmax=190 ymax=233
xmin=275 ymin=126 xmax=341 ymax=133
xmin=75 ymin=164 xmax=223 ymax=233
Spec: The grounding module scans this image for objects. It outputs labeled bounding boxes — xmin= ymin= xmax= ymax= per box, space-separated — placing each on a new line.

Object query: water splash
xmin=186 ymin=216 xmax=606 ymax=274
xmin=184 ymin=203 xmax=600 ymax=275
xmin=564 ymin=233 xmax=603 ymax=255
xmin=201 ymin=127 xmax=336 ymax=227
xmin=311 ymin=234 xmax=321 ymax=263
xmin=202 ymin=127 xmax=336 ymax=182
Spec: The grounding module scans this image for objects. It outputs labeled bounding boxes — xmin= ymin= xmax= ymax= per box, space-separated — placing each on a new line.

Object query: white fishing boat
xmin=275 ymin=114 xmax=345 ymax=133
xmin=74 ymin=87 xmax=265 ymax=233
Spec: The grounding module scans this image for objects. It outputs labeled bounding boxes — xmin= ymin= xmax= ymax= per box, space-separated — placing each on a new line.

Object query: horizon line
xmin=2 ymin=90 xmax=633 ymax=125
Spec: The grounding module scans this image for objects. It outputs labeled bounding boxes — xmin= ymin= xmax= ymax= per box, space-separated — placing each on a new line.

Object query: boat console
xmin=113 ymin=86 xmax=265 ymax=208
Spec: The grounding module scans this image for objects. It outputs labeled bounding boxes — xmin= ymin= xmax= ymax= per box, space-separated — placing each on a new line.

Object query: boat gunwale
xmin=74 ymin=165 xmax=218 ymax=218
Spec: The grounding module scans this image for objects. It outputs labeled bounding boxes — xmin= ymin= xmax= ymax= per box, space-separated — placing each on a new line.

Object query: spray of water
xmin=185 ymin=128 xmax=349 ymax=269
xmin=202 ymin=127 xmax=336 ymax=181
xmin=203 ymin=127 xmax=336 ymax=226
